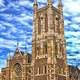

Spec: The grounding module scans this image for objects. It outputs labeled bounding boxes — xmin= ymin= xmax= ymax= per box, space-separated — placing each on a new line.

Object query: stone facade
xmin=1 ymin=48 xmax=32 ymax=80
xmin=0 ymin=0 xmax=77 ymax=80
xmin=31 ymin=0 xmax=69 ymax=80
xmin=0 ymin=73 xmax=2 ymax=80
xmin=68 ymin=65 xmax=80 ymax=80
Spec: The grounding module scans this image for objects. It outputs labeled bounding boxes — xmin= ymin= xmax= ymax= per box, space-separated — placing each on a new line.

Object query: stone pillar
xmin=47 ymin=0 xmax=54 ymax=33
xmin=32 ymin=0 xmax=38 ymax=63
xmin=58 ymin=0 xmax=64 ymax=38
xmin=47 ymin=39 xmax=52 ymax=64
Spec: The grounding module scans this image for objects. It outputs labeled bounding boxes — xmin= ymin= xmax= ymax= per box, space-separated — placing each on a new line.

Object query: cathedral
xmin=0 ymin=0 xmax=79 ymax=80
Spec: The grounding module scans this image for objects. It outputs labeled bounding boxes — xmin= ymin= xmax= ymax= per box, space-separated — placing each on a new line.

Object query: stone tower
xmin=32 ymin=0 xmax=69 ymax=80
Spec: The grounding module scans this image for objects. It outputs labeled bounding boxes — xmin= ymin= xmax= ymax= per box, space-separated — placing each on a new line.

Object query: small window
xmin=38 ymin=17 xmax=41 ymax=34
xmin=45 ymin=13 xmax=48 ymax=32
xmin=44 ymin=66 xmax=47 ymax=74
xmin=29 ymin=69 xmax=31 ymax=72
xmin=43 ymin=65 xmax=47 ymax=74
xmin=43 ymin=42 xmax=47 ymax=54
xmin=37 ymin=45 xmax=40 ymax=56
xmin=56 ymin=15 xmax=59 ymax=20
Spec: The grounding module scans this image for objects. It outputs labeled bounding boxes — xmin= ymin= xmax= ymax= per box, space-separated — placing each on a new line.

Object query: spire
xmin=33 ymin=0 xmax=38 ymax=19
xmin=15 ymin=42 xmax=20 ymax=53
xmin=7 ymin=52 xmax=11 ymax=67
xmin=25 ymin=38 xmax=28 ymax=53
xmin=48 ymin=0 xmax=53 ymax=5
xmin=58 ymin=0 xmax=63 ymax=13
xmin=58 ymin=0 xmax=62 ymax=6
xmin=7 ymin=52 xmax=11 ymax=60
xmin=33 ymin=0 xmax=38 ymax=9
xmin=17 ymin=42 xmax=19 ymax=48
xmin=34 ymin=0 xmax=37 ymax=5
xmin=58 ymin=0 xmax=64 ymax=36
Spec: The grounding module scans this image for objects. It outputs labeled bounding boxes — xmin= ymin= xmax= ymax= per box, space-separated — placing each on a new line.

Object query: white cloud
xmin=0 ymin=0 xmax=5 ymax=7
xmin=72 ymin=16 xmax=80 ymax=23
xmin=70 ymin=24 xmax=80 ymax=30
xmin=63 ymin=0 xmax=80 ymax=15
xmin=18 ymin=0 xmax=33 ymax=8
xmin=0 ymin=0 xmax=80 ymax=68
xmin=64 ymin=19 xmax=71 ymax=26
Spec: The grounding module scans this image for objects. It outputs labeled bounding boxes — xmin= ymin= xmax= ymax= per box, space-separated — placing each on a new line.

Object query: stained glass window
xmin=14 ymin=63 xmax=22 ymax=76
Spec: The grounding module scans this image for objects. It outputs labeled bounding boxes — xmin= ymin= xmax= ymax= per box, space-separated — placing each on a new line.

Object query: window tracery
xmin=14 ymin=63 xmax=22 ymax=80
xmin=45 ymin=13 xmax=48 ymax=32
xmin=43 ymin=42 xmax=47 ymax=54
xmin=38 ymin=14 xmax=44 ymax=34
xmin=55 ymin=15 xmax=60 ymax=33
xmin=36 ymin=45 xmax=40 ymax=56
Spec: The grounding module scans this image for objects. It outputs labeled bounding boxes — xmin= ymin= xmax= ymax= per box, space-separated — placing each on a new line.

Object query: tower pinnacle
xmin=58 ymin=0 xmax=63 ymax=13
xmin=48 ymin=0 xmax=53 ymax=5
xmin=17 ymin=42 xmax=19 ymax=48
xmin=33 ymin=0 xmax=38 ymax=17
xmin=8 ymin=52 xmax=11 ymax=60
xmin=34 ymin=0 xmax=38 ymax=8
xmin=34 ymin=0 xmax=37 ymax=5
xmin=58 ymin=0 xmax=63 ymax=6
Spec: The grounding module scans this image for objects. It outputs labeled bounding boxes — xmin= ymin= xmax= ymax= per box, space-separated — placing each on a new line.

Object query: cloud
xmin=0 ymin=0 xmax=80 ymax=69
xmin=0 ymin=0 xmax=5 ymax=7
xmin=63 ymin=0 xmax=80 ymax=16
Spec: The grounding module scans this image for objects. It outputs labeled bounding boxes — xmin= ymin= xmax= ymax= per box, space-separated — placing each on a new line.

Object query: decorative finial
xmin=34 ymin=0 xmax=38 ymax=6
xmin=34 ymin=0 xmax=37 ymax=4
xmin=24 ymin=44 xmax=27 ymax=53
xmin=58 ymin=0 xmax=63 ymax=13
xmin=58 ymin=0 xmax=62 ymax=6
xmin=8 ymin=52 xmax=11 ymax=60
xmin=17 ymin=42 xmax=19 ymax=48
xmin=48 ymin=0 xmax=53 ymax=5
xmin=33 ymin=0 xmax=38 ymax=14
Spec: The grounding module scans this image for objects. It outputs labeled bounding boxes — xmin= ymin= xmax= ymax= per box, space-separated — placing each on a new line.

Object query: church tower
xmin=32 ymin=0 xmax=69 ymax=80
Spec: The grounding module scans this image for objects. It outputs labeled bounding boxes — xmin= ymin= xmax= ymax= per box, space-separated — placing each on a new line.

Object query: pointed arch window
xmin=43 ymin=42 xmax=47 ymax=54
xmin=38 ymin=16 xmax=41 ymax=34
xmin=55 ymin=15 xmax=60 ymax=33
xmin=14 ymin=63 xmax=22 ymax=80
xmin=38 ymin=15 xmax=44 ymax=34
xmin=45 ymin=13 xmax=48 ymax=32
xmin=14 ymin=63 xmax=22 ymax=76
xmin=37 ymin=45 xmax=40 ymax=56
xmin=44 ymin=66 xmax=47 ymax=74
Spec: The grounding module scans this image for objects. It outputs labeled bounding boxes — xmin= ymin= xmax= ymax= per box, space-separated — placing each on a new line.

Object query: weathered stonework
xmin=0 ymin=0 xmax=77 ymax=80
xmin=32 ymin=0 xmax=69 ymax=80
xmin=0 ymin=73 xmax=2 ymax=80
xmin=1 ymin=48 xmax=32 ymax=80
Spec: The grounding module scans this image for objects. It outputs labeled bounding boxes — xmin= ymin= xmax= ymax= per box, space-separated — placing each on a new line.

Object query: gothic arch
xmin=13 ymin=63 xmax=22 ymax=80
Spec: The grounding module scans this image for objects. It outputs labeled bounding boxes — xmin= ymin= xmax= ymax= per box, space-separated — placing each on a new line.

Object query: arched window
xmin=38 ymin=16 xmax=41 ymax=34
xmin=14 ymin=63 xmax=22 ymax=80
xmin=37 ymin=45 xmax=40 ymax=56
xmin=43 ymin=42 xmax=47 ymax=54
xmin=55 ymin=41 xmax=58 ymax=57
xmin=38 ymin=15 xmax=44 ymax=34
xmin=44 ymin=66 xmax=47 ymax=74
xmin=55 ymin=15 xmax=60 ymax=33
xmin=45 ymin=13 xmax=48 ymax=32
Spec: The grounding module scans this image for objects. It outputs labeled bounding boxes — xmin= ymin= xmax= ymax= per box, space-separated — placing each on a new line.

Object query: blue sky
xmin=0 ymin=0 xmax=80 ymax=70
